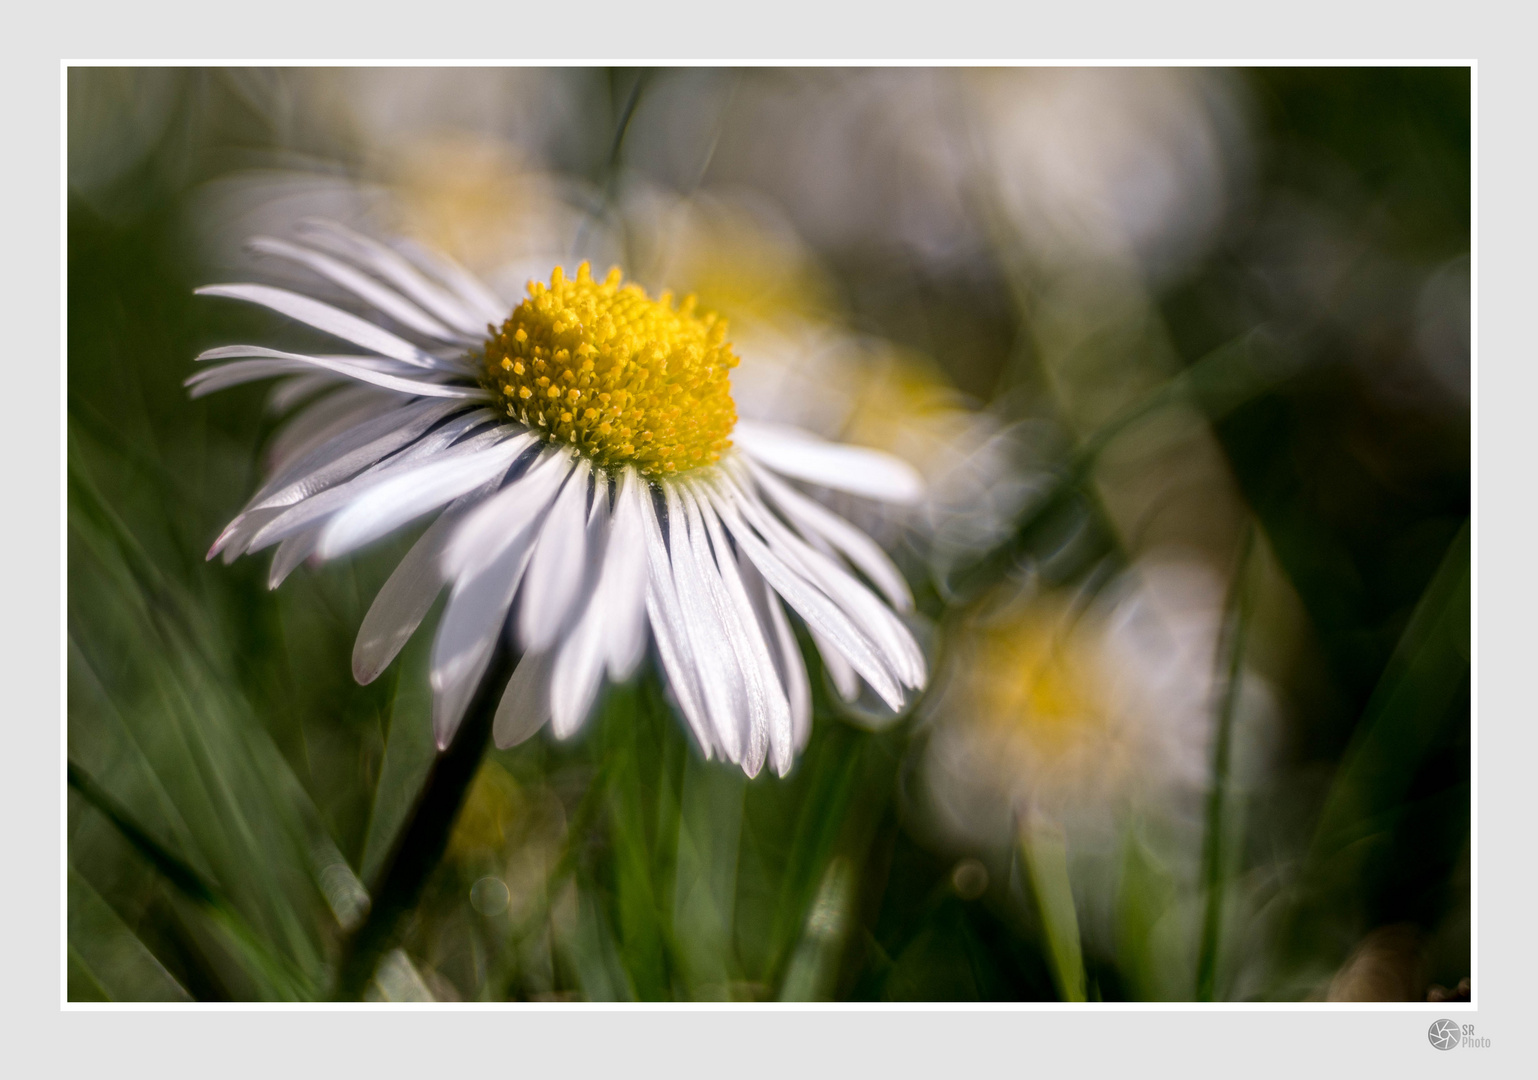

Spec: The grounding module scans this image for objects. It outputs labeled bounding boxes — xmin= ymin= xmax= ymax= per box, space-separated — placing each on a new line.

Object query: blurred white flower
xmin=631 ymin=68 xmax=1246 ymax=285
xmin=377 ymin=134 xmax=601 ymax=300
xmin=664 ymin=68 xmax=977 ymax=266
xmin=918 ymin=556 xmax=1242 ymax=849
xmin=190 ymin=136 xmax=602 ymax=307
xmin=619 ymin=183 xmax=837 ymax=329
xmin=189 ymin=223 xmax=928 ymax=778
xmin=967 ymin=68 xmax=1248 ymax=282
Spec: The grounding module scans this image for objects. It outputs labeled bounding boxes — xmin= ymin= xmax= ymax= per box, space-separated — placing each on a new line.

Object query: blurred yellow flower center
xmin=479 ymin=263 xmax=738 ymax=477
xmin=972 ymin=614 xmax=1108 ymax=758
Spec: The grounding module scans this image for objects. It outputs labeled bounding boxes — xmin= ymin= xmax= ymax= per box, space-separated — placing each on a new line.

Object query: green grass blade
xmin=777 ymin=856 xmax=855 ymax=1001
xmin=1196 ymin=528 xmax=1256 ymax=1000
xmin=67 ymin=867 xmax=193 ymax=1002
xmin=1283 ymin=520 xmax=1470 ymax=981
xmin=1019 ymin=814 xmax=1086 ymax=1003
xmin=671 ymin=752 xmax=746 ymax=998
xmin=68 ymin=762 xmax=312 ymax=999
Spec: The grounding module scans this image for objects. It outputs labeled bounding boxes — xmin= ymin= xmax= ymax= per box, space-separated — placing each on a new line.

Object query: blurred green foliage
xmin=67 ymin=67 xmax=1468 ymax=1001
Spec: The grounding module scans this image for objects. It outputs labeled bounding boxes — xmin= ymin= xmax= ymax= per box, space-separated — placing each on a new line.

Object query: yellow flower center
xmin=479 ymin=263 xmax=739 ymax=476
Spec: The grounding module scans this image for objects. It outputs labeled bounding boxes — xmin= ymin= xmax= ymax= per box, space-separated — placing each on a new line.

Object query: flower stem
xmin=332 ymin=643 xmax=516 ymax=1000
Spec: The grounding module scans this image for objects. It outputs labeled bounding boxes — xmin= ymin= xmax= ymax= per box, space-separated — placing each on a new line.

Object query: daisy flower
xmin=188 ymin=221 xmax=927 ymax=777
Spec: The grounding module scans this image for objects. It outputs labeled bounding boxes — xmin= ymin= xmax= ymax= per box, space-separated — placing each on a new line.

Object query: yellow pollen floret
xmin=478 ymin=263 xmax=739 ymax=476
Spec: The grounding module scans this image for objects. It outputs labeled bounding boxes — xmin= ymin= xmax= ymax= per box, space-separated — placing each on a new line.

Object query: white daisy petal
xmin=268 ymin=528 xmax=319 ymax=589
xmin=186 ymin=359 xmax=322 ymax=396
xmin=493 ymin=650 xmax=555 ymax=750
xmin=251 ymin=400 xmax=472 ymax=511
xmin=317 ymin=433 xmax=530 ymax=559
xmin=390 ymin=236 xmax=510 ymax=326
xmin=209 ymin=506 xmax=283 ymax=562
xmin=246 ymin=420 xmax=508 ymax=553
xmin=195 ymin=346 xmax=483 ymax=399
xmin=430 ymin=511 xmax=542 ymax=749
xmin=295 ymin=220 xmax=486 ymax=336
xmin=267 ymin=372 xmax=337 ymax=414
xmin=638 ymin=479 xmax=715 ymax=758
xmin=742 ymin=456 xmax=914 ymax=612
xmin=548 ymin=482 xmax=616 ymax=740
xmin=691 ymin=485 xmax=795 ymax=777
xmin=265 ymin=386 xmax=398 ymax=478
xmin=352 ymin=479 xmax=500 ymax=685
xmin=599 ymin=468 xmax=651 ymax=681
xmin=248 ymin=235 xmax=468 ymax=344
xmin=811 ymin=626 xmax=860 ymax=703
xmin=702 ymin=478 xmax=906 ymax=711
xmin=427 ymin=452 xmax=577 ymax=745
xmin=734 ymin=419 xmax=925 ymax=504
xmin=663 ymin=485 xmax=747 ymax=765
xmin=442 ymin=448 xmax=574 ymax=580
xmin=726 ymin=469 xmax=926 ymax=691
xmin=679 ymin=486 xmax=771 ymax=777
xmin=517 ymin=459 xmax=594 ymax=653
xmin=189 ymin=357 xmax=443 ymax=399
xmin=249 ymin=397 xmax=454 ymax=507
xmin=740 ymin=555 xmax=813 ymax=752
xmin=196 ymin=347 xmax=424 ymax=374
xmin=196 ymin=283 xmax=440 ymax=367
